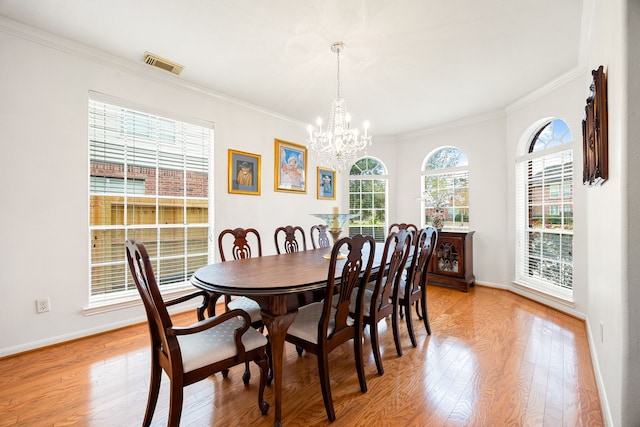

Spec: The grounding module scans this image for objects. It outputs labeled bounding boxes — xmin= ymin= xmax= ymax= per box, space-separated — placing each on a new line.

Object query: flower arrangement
xmin=418 ymin=189 xmax=455 ymax=208
xmin=417 ymin=188 xmax=463 ymax=230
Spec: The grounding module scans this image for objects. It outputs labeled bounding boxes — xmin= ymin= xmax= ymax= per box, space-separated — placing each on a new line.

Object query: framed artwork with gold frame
xmin=274 ymin=139 xmax=307 ymax=193
xmin=582 ymin=65 xmax=608 ymax=186
xmin=228 ymin=149 xmax=261 ymax=195
xmin=317 ymin=167 xmax=336 ymax=200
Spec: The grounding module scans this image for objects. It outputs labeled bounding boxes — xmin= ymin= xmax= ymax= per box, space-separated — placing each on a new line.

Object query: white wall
xmin=624 ymin=1 xmax=640 ymax=425
xmin=395 ymin=113 xmax=510 ymax=288
xmin=0 ymin=19 xmax=332 ymax=355
xmin=582 ymin=0 xmax=628 ymax=424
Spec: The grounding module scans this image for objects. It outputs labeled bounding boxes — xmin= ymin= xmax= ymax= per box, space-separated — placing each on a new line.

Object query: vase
xmin=431 ymin=207 xmax=444 ymax=230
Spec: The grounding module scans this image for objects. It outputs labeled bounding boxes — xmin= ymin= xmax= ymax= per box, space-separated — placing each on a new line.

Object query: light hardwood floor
xmin=0 ymin=285 xmax=603 ymax=426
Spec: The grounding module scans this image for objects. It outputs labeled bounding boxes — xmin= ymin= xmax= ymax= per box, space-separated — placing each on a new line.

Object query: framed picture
xmin=274 ymin=139 xmax=307 ymax=193
xmin=228 ymin=149 xmax=261 ymax=195
xmin=317 ymin=167 xmax=336 ymax=200
xmin=582 ymin=65 xmax=608 ymax=186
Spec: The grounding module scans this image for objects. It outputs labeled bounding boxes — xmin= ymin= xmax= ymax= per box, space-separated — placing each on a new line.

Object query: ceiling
xmin=0 ymin=0 xmax=585 ymax=136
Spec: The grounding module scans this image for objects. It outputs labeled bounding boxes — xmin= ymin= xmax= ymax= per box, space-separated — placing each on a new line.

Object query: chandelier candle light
xmin=307 ymin=42 xmax=372 ymax=172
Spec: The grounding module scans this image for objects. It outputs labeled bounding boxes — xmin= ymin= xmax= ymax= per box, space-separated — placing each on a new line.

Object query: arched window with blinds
xmin=421 ymin=147 xmax=470 ymax=230
xmin=348 ymin=157 xmax=388 ymax=242
xmin=515 ymin=118 xmax=574 ymax=300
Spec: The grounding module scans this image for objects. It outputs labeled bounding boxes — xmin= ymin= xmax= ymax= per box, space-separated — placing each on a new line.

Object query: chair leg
xmin=265 ymin=340 xmax=274 ymax=386
xmin=167 ymin=377 xmax=184 ymax=427
xmin=317 ymin=352 xmax=336 ymax=422
xmin=143 ymin=361 xmax=162 ymax=427
xmin=416 ymin=299 xmax=423 ymax=319
xmin=392 ymin=304 xmax=403 ymax=357
xmin=369 ymin=321 xmax=384 ymax=375
xmin=254 ymin=354 xmax=271 ymax=415
xmin=354 ymin=326 xmax=367 ymax=393
xmin=405 ymin=302 xmax=417 ymax=347
xmin=420 ymin=292 xmax=431 ymax=335
xmin=242 ymin=361 xmax=251 ymax=385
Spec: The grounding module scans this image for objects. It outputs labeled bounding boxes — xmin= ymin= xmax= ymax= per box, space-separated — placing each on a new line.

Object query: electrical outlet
xmin=36 ymin=298 xmax=51 ymax=313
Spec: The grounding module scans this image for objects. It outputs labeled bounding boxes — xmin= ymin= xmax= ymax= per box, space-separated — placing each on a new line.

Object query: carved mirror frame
xmin=582 ymin=65 xmax=608 ymax=186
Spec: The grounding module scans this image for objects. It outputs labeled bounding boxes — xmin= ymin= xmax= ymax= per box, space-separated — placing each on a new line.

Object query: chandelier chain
xmin=336 ymin=46 xmax=341 ymax=98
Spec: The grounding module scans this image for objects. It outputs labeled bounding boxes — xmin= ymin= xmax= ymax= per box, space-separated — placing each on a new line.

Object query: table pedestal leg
xmin=260 ymin=308 xmax=297 ymax=427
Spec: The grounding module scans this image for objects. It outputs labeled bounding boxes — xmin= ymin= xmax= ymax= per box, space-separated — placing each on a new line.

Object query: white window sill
xmin=83 ymin=283 xmax=199 ymax=316
xmin=512 ymin=279 xmax=575 ymax=307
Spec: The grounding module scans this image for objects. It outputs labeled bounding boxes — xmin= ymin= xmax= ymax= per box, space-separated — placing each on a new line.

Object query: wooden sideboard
xmin=427 ymin=231 xmax=475 ymax=292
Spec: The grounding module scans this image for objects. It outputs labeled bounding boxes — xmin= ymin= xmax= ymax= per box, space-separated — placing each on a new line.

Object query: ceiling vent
xmin=142 ymin=52 xmax=184 ymax=75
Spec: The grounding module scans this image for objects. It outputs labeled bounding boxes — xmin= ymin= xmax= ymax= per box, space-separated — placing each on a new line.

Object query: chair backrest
xmin=310 ymin=224 xmax=331 ymax=249
xmin=405 ymin=227 xmax=438 ymax=294
xmin=125 ymin=239 xmax=174 ymax=357
xmin=218 ymin=227 xmax=263 ymax=261
xmin=388 ymin=223 xmax=418 ymax=237
xmin=274 ymin=225 xmax=308 ymax=254
xmin=322 ymin=234 xmax=376 ymax=340
xmin=369 ymin=229 xmax=413 ymax=315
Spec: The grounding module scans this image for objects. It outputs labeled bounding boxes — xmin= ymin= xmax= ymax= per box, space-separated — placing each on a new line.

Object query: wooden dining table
xmin=190 ymin=244 xmax=386 ymax=427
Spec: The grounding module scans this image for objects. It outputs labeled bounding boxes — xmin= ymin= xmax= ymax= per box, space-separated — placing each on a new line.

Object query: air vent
xmin=142 ymin=52 xmax=184 ymax=75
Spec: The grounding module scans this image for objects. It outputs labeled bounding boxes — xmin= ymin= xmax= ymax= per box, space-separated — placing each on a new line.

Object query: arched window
xmin=515 ymin=118 xmax=573 ymax=300
xmin=421 ymin=147 xmax=469 ymax=230
xmin=348 ymin=157 xmax=387 ymax=242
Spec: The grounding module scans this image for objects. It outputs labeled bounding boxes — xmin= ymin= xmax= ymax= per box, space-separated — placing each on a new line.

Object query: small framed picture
xmin=228 ymin=149 xmax=261 ymax=195
xmin=274 ymin=139 xmax=307 ymax=193
xmin=317 ymin=167 xmax=336 ymax=200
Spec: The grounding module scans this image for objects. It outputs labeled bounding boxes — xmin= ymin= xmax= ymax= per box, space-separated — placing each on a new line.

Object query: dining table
xmin=190 ymin=244 xmax=387 ymax=427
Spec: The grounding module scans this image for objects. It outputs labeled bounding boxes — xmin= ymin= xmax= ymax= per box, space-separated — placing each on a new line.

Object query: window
xmin=421 ymin=147 xmax=469 ymax=230
xmin=515 ymin=119 xmax=573 ymax=300
xmin=348 ymin=157 xmax=387 ymax=242
xmin=89 ymin=97 xmax=213 ymax=306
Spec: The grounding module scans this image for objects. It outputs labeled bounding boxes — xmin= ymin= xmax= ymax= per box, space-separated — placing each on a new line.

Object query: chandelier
xmin=307 ymin=42 xmax=372 ymax=172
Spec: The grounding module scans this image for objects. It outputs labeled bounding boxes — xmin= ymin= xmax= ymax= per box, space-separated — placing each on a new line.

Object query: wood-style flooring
xmin=0 ymin=285 xmax=603 ymax=426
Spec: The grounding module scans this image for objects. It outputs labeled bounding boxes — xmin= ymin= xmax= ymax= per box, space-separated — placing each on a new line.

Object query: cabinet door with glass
xmin=427 ymin=231 xmax=475 ymax=292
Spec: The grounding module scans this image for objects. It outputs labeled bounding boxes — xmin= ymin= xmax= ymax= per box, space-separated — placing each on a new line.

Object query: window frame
xmin=348 ymin=157 xmax=388 ymax=242
xmin=421 ymin=146 xmax=470 ymax=231
xmin=514 ymin=119 xmax=574 ymax=302
xmin=86 ymin=93 xmax=214 ymax=312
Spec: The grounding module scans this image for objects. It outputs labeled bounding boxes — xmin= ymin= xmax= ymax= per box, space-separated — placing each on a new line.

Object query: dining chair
xmin=275 ymin=224 xmax=317 ymax=314
xmin=387 ymin=222 xmax=419 ymax=318
xmin=274 ymin=225 xmax=308 ymax=254
xmin=393 ymin=226 xmax=438 ymax=346
xmin=217 ymin=227 xmax=265 ymax=384
xmin=310 ymin=224 xmax=331 ymax=249
xmin=388 ymin=222 xmax=419 ymax=237
xmin=285 ymin=234 xmax=375 ymax=422
xmin=125 ymin=240 xmax=270 ymax=427
xmin=349 ymin=229 xmax=413 ymax=375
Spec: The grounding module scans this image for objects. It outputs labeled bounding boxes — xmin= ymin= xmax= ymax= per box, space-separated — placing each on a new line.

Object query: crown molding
xmin=396 ymin=109 xmax=506 ymax=141
xmin=0 ymin=16 xmax=303 ymax=126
